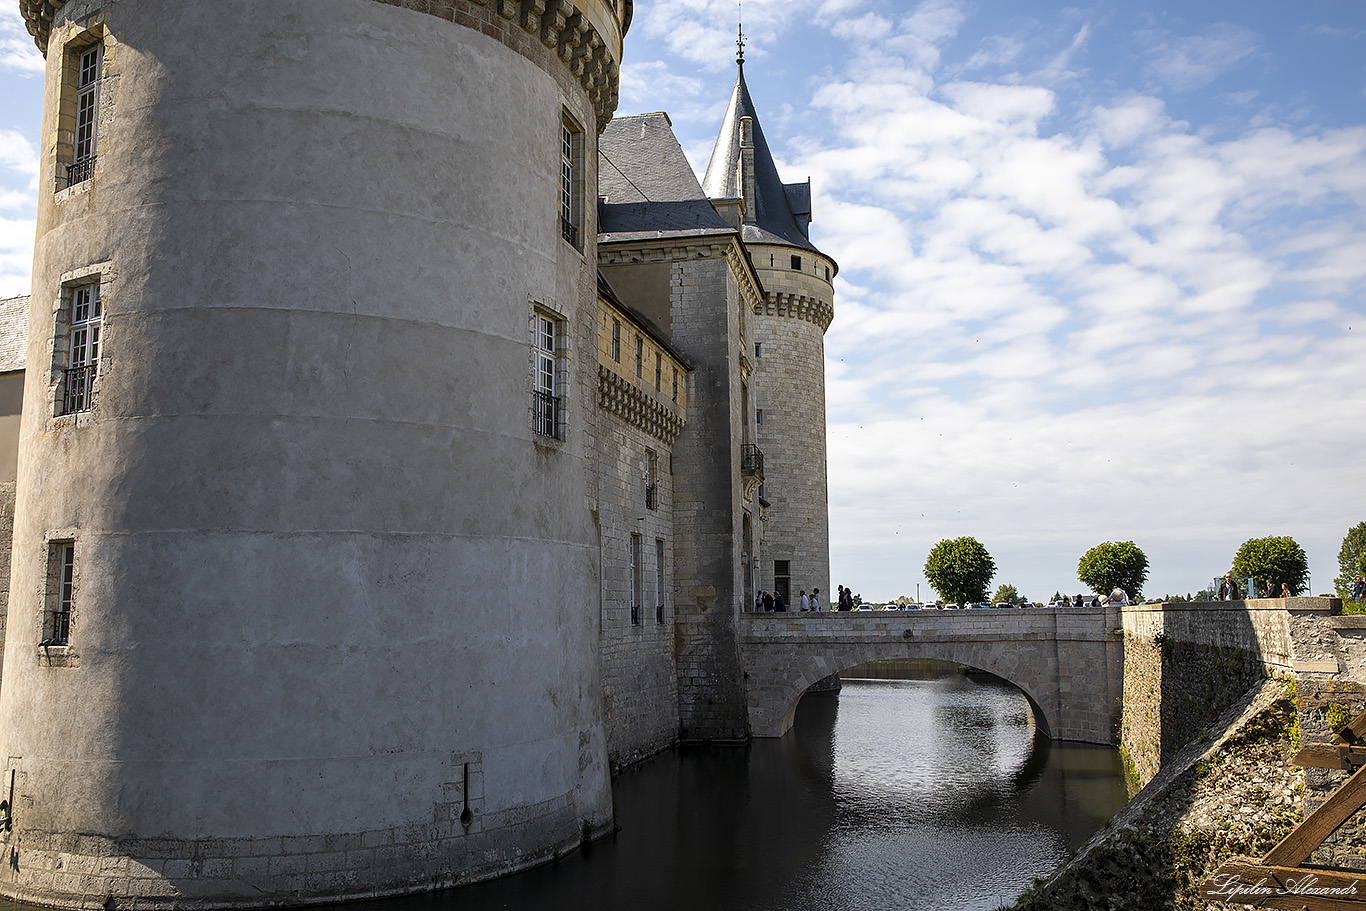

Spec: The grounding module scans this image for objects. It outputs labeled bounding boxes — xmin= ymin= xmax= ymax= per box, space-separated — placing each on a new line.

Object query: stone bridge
xmin=739 ymin=606 xmax=1124 ymax=744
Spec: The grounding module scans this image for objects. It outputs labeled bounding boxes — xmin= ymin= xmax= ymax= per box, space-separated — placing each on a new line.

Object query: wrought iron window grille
xmin=533 ymin=389 xmax=561 ymax=439
xmin=62 ymin=365 xmax=96 ymax=414
xmin=64 ymin=155 xmax=96 ymax=188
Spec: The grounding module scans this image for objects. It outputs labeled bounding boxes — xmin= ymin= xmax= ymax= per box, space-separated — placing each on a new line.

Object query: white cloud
xmin=0 ymin=12 xmax=42 ymax=77
xmin=1140 ymin=22 xmax=1259 ymax=92
xmin=771 ymin=9 xmax=1366 ymax=599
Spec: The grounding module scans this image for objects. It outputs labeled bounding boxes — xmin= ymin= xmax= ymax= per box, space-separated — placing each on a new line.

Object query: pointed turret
xmin=702 ymin=64 xmax=818 ymax=252
xmin=704 ymin=60 xmax=836 ymax=619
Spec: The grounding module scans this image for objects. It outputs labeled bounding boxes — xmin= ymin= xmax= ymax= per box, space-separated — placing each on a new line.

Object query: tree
xmin=1077 ymin=541 xmax=1149 ymax=601
xmin=924 ymin=537 xmax=995 ymax=606
xmin=1335 ymin=522 xmax=1366 ymax=599
xmin=992 ymin=583 xmax=1025 ymax=606
xmin=1232 ymin=536 xmax=1309 ymax=596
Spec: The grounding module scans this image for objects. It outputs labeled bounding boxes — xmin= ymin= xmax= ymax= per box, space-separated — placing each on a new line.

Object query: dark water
xmin=0 ymin=670 xmax=1127 ymax=911
xmin=357 ymin=668 xmax=1129 ymax=911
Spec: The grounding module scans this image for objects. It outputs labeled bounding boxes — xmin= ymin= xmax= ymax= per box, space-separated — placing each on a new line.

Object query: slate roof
xmin=0 ymin=295 xmax=29 ymax=373
xmin=701 ymin=63 xmax=822 ymax=256
xmin=598 ymin=112 xmax=736 ymax=241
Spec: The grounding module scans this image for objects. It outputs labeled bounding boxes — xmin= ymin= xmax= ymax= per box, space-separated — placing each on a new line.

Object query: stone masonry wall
xmin=668 ymin=254 xmax=750 ymax=741
xmin=1283 ymin=612 xmax=1366 ymax=869
xmin=1119 ymin=600 xmax=1314 ymax=787
xmin=751 ymin=242 xmax=833 ymax=609
xmin=595 ymin=412 xmax=680 ymax=771
xmin=0 ymin=482 xmax=12 ymax=692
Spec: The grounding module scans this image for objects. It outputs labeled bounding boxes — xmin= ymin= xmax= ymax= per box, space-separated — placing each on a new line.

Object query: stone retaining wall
xmin=1119 ymin=599 xmax=1333 ymax=787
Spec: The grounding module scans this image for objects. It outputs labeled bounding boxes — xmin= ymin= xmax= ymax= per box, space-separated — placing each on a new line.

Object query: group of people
xmin=753 ymin=584 xmax=857 ymax=612
xmin=1352 ymin=575 xmax=1365 ymax=603
xmin=1217 ymin=573 xmax=1294 ymax=600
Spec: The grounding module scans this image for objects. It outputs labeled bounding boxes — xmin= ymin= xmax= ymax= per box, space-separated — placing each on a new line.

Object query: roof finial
xmin=736 ymin=0 xmax=745 ymax=70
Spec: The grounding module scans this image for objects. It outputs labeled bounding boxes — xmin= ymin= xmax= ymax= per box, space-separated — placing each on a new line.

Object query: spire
xmin=702 ymin=57 xmax=818 ymax=251
xmin=736 ymin=1 xmax=745 ymax=71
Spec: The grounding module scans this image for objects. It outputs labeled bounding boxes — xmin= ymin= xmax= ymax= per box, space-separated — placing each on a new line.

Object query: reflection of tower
xmin=703 ymin=61 xmax=836 ymax=607
xmin=3 ymin=0 xmax=626 ymax=905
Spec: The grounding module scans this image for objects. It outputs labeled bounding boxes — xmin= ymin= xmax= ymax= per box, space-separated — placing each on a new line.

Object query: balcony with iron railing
xmin=741 ymin=443 xmax=764 ymax=478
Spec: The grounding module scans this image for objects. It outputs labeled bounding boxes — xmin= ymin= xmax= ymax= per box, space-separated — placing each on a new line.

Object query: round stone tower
xmin=2 ymin=0 xmax=626 ymax=906
xmin=703 ymin=61 xmax=836 ymax=610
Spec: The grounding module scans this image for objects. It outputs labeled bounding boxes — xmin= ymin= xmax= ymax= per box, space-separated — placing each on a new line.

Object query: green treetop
xmin=1335 ymin=522 xmax=1366 ymax=600
xmin=1077 ymin=541 xmax=1149 ymax=601
xmin=1231 ymin=535 xmax=1309 ymax=596
xmin=924 ymin=537 xmax=996 ymax=606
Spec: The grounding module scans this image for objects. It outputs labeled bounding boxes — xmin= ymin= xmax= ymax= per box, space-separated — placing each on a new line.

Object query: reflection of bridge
xmin=739 ymin=606 xmax=1124 ymax=744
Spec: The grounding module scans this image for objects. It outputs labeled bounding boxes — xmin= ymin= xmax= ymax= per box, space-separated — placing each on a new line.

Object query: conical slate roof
xmin=702 ymin=63 xmax=819 ymax=254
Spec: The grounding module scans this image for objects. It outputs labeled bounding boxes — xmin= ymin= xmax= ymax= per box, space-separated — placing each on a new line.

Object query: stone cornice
xmin=22 ymin=0 xmax=626 ymax=128
xmin=755 ymin=292 xmax=834 ymax=333
xmin=598 ymin=365 xmax=685 ymax=445
xmin=598 ymin=234 xmax=765 ymax=314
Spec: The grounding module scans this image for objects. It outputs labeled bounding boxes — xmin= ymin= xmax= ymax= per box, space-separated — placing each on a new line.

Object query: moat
xmin=346 ymin=664 xmax=1128 ymax=911
xmin=0 ymin=664 xmax=1127 ymax=911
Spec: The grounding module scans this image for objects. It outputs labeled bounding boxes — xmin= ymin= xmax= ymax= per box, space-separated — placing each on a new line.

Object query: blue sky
xmin=0 ymin=2 xmax=1363 ymax=602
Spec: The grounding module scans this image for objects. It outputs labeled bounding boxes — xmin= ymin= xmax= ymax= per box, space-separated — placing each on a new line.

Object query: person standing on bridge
xmin=809 ymin=588 xmax=822 ymax=611
xmin=799 ymin=589 xmax=809 ymax=611
xmin=1353 ymin=576 xmax=1365 ymax=604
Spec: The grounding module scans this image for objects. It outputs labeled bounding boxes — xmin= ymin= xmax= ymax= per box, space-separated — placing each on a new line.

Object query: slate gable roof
xmin=0 ymin=295 xmax=29 ymax=374
xmin=598 ymin=112 xmax=735 ymax=241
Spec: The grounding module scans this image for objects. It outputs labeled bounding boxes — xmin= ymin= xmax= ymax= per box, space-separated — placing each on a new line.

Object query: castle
xmin=0 ymin=0 xmax=834 ymax=906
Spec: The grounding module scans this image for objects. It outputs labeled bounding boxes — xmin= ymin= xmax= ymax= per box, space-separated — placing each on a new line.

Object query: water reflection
xmin=0 ymin=668 xmax=1127 ymax=911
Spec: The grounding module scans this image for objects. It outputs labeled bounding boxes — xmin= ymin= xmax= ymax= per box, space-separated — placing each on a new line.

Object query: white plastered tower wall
xmin=2 ymin=0 xmax=626 ymax=906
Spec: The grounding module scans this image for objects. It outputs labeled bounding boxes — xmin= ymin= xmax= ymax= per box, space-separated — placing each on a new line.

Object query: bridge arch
xmin=738 ymin=608 xmax=1121 ymax=744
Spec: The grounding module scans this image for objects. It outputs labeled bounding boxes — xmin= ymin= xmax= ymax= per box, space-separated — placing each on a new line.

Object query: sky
xmin=0 ymin=2 xmax=1363 ymax=604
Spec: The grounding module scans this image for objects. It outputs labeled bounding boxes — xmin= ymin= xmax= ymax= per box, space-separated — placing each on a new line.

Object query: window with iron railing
xmin=560 ymin=115 xmax=583 ymax=249
xmin=533 ymin=312 xmax=563 ymax=440
xmin=44 ymin=541 xmax=75 ymax=646
xmin=62 ymin=283 xmax=101 ymax=414
xmin=61 ymin=42 xmax=101 ymax=190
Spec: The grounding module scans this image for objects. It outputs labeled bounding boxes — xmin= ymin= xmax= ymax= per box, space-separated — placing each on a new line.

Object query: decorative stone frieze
xmin=21 ymin=0 xmax=627 ymax=128
xmin=755 ymin=292 xmax=834 ymax=332
xmin=598 ymin=365 xmax=685 ymax=445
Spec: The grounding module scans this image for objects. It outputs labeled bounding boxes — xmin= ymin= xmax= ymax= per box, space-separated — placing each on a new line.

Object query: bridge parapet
xmin=739 ymin=607 xmax=1123 ymax=744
